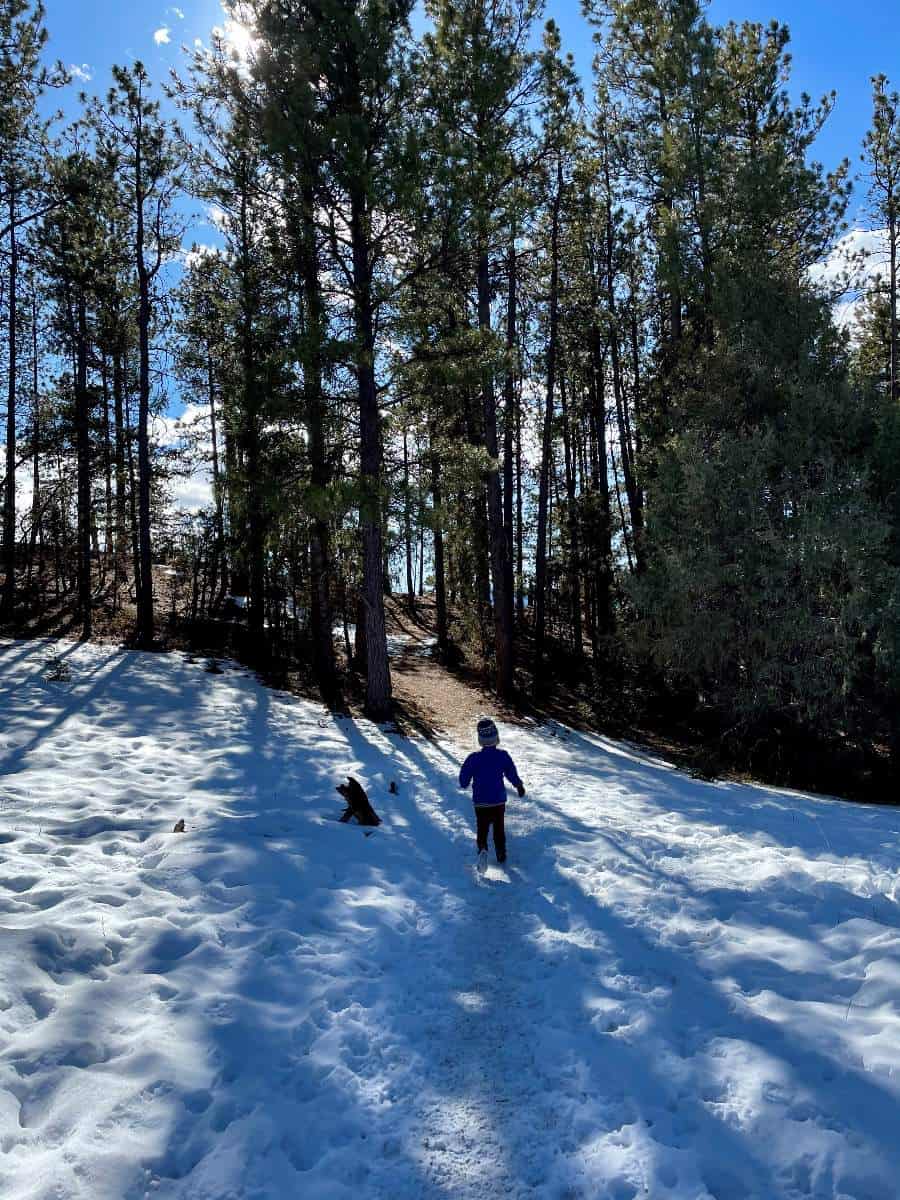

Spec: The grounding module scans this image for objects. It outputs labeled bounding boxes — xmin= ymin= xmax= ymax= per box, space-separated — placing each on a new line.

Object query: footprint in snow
xmin=0 ymin=874 xmax=39 ymax=893
xmin=22 ymin=988 xmax=55 ymax=1021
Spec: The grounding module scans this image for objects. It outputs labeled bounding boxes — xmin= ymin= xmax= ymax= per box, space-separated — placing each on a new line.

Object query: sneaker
xmin=477 ymin=849 xmax=488 ymax=875
xmin=496 ymin=856 xmax=506 ymax=865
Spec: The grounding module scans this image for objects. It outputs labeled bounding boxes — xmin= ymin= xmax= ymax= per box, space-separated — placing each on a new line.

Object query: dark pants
xmin=475 ymin=804 xmax=506 ymax=862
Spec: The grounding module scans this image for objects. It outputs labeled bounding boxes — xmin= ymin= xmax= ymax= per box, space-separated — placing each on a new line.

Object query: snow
xmin=384 ymin=631 xmax=437 ymax=658
xmin=1 ymin=639 xmax=900 ymax=1199
xmin=336 ymin=625 xmax=437 ymax=659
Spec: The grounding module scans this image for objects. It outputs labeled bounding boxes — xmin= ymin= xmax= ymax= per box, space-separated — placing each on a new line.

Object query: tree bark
xmin=403 ymin=428 xmax=415 ymax=606
xmin=237 ymin=175 xmax=265 ymax=642
xmin=297 ymin=181 xmax=337 ymax=697
xmin=27 ymin=291 xmax=42 ymax=593
xmin=430 ymin=427 xmax=449 ymax=658
xmin=588 ymin=318 xmax=614 ymax=639
xmin=349 ymin=180 xmax=392 ymax=720
xmin=205 ymin=342 xmax=224 ymax=611
xmin=125 ymin=388 xmax=142 ymax=606
xmin=534 ymin=159 xmax=563 ymax=681
xmin=134 ymin=110 xmax=155 ymax=648
xmin=559 ymin=369 xmax=582 ymax=650
xmin=502 ymin=234 xmax=516 ymax=635
xmin=112 ymin=346 xmax=127 ymax=607
xmin=602 ymin=150 xmax=645 ymax=573
xmin=477 ymin=231 xmax=514 ymax=699
xmin=515 ymin=374 xmax=524 ymax=620
xmin=74 ymin=294 xmax=92 ymax=639
xmin=889 ymin=194 xmax=898 ymax=404
xmin=101 ymin=356 xmax=113 ymax=579
xmin=3 ymin=189 xmax=18 ymax=618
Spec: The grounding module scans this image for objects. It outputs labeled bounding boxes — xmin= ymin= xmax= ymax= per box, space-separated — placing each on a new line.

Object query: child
xmin=458 ymin=717 xmax=525 ymax=871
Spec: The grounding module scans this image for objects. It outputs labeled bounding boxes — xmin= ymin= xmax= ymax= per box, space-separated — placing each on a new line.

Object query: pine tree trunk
xmin=534 ymin=160 xmax=563 ymax=682
xmin=237 ymin=182 xmax=265 ymax=643
xmin=298 ymin=181 xmax=337 ymax=700
xmin=112 ymin=347 xmax=127 ymax=609
xmin=349 ymin=183 xmax=392 ymax=721
xmin=417 ymin=463 xmax=425 ymax=598
xmin=589 ymin=321 xmax=614 ymax=638
xmin=430 ymin=430 xmax=449 ymax=657
xmin=515 ymin=380 xmax=524 ymax=620
xmin=75 ymin=296 xmax=92 ymax=640
xmin=101 ymin=357 xmax=113 ymax=580
xmin=3 ymin=190 xmax=18 ymax=619
xmin=134 ymin=126 xmax=155 ymax=648
xmin=207 ymin=343 xmax=226 ymax=611
xmin=125 ymin=389 xmax=142 ymax=606
xmin=28 ymin=292 xmax=42 ymax=595
xmin=603 ymin=152 xmax=644 ymax=573
xmin=462 ymin=387 xmax=491 ymax=640
xmin=503 ymin=235 xmax=516 ymax=636
xmin=889 ymin=198 xmax=898 ymax=404
xmin=220 ymin=419 xmax=238 ymax=611
xmin=477 ymin=235 xmax=513 ymax=699
xmin=559 ymin=370 xmax=582 ymax=651
xmin=403 ymin=428 xmax=415 ymax=607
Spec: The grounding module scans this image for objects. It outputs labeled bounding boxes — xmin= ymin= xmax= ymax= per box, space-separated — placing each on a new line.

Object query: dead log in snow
xmin=336 ymin=777 xmax=381 ymax=826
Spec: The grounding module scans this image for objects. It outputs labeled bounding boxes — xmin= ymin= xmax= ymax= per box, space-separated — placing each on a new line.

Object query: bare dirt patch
xmin=381 ymin=597 xmax=526 ymax=742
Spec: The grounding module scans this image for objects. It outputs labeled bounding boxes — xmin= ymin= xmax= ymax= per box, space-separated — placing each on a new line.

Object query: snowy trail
xmin=1 ymin=640 xmax=900 ymax=1199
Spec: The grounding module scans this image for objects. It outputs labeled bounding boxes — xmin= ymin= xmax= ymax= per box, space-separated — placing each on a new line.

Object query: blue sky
xmin=26 ymin=0 xmax=897 ymax=511
xmin=41 ymin=0 xmax=897 ymax=219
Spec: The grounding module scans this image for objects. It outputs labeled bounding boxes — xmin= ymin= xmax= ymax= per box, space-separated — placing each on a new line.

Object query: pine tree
xmin=861 ymin=75 xmax=900 ymax=404
xmin=91 ymin=63 xmax=183 ymax=648
xmin=38 ymin=149 xmax=111 ymax=637
xmin=422 ymin=0 xmax=541 ymax=698
xmin=533 ymin=20 xmax=582 ymax=682
xmin=321 ymin=0 xmax=418 ymax=718
xmin=624 ymin=15 xmax=886 ymax=762
xmin=244 ymin=0 xmax=341 ymax=696
xmin=0 ymin=0 xmax=60 ymax=620
xmin=173 ymin=250 xmax=235 ymax=613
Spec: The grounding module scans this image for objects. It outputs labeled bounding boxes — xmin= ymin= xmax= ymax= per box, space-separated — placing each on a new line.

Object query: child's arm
xmin=459 ymin=754 xmax=475 ymax=790
xmin=502 ymin=752 xmax=526 ymax=796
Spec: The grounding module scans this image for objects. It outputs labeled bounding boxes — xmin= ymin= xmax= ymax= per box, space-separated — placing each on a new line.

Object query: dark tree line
xmin=3 ymin=0 xmax=900 ymax=790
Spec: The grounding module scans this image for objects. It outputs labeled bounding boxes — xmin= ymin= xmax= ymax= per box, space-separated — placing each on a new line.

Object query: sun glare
xmin=224 ymin=17 xmax=256 ymax=60
xmin=212 ymin=3 xmax=258 ymax=63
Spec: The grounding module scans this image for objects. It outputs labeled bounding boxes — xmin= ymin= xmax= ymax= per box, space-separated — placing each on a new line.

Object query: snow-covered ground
xmin=1 ymin=639 xmax=899 ymax=1200
xmin=337 ymin=624 xmax=438 ymax=659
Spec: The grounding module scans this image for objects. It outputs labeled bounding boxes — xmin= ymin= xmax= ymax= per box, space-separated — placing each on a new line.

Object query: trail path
xmin=373 ymin=597 xmax=527 ymax=738
xmin=1 ymin=635 xmax=899 ymax=1199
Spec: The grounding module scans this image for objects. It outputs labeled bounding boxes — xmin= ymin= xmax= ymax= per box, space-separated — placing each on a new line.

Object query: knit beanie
xmin=477 ymin=717 xmax=499 ymax=748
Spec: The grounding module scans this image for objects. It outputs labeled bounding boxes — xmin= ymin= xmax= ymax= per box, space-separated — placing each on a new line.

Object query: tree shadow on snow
xmin=4 ymin=644 xmax=900 ymax=1200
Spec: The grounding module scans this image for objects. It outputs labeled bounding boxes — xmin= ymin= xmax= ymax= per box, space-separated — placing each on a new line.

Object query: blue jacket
xmin=459 ymin=746 xmax=522 ymax=808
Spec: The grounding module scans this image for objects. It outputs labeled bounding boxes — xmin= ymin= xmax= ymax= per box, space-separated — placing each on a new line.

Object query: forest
xmin=2 ymin=0 xmax=899 ymax=799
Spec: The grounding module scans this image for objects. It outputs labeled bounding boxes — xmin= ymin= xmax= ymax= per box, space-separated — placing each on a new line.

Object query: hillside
xmin=1 ymin=636 xmax=899 ymax=1199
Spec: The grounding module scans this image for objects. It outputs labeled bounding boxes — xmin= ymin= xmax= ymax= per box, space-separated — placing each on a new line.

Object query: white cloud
xmin=69 ymin=63 xmax=93 ymax=83
xmin=182 ymin=243 xmax=222 ymax=270
xmin=809 ymin=228 xmax=886 ymax=293
xmin=169 ymin=6 xmax=185 ymax=18
xmin=153 ymin=26 xmax=171 ymax=46
xmin=206 ymin=204 xmax=229 ymax=232
xmin=157 ymin=404 xmax=215 ymax=515
xmin=158 ymin=402 xmax=211 ymax=446
xmin=169 ymin=470 xmax=214 ymax=514
xmin=809 ymin=227 xmax=893 ymax=337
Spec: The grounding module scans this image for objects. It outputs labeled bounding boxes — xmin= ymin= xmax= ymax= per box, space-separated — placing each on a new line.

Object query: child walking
xmin=458 ymin=717 xmax=526 ymax=872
